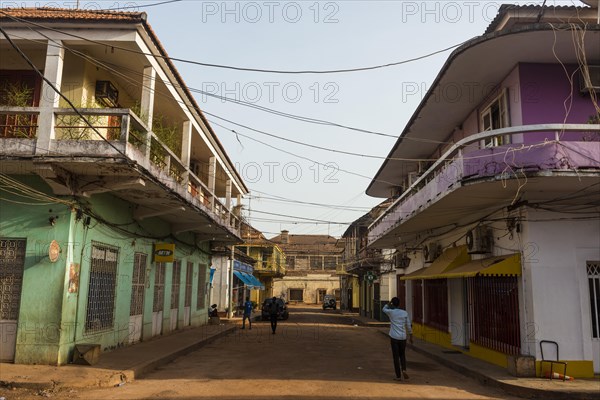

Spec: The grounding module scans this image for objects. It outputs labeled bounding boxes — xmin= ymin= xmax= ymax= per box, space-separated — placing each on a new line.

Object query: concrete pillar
xmin=140 ymin=66 xmax=155 ymax=129
xmin=225 ymin=179 xmax=232 ymax=210
xmin=181 ymin=120 xmax=192 ymax=167
xmin=208 ymin=156 xmax=216 ymax=210
xmin=36 ymin=41 xmax=64 ymax=155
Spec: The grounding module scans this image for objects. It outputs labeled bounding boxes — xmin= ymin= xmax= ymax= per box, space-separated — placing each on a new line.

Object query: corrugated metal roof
xmin=485 ymin=4 xmax=590 ymax=34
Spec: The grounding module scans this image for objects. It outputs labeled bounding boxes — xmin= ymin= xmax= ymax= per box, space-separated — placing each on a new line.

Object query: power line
xmin=247 ymin=192 xmax=372 ymax=211
xmin=106 ymin=0 xmax=183 ymax=10
xmin=0 ymin=11 xmax=467 ymax=75
xmin=0 ymin=24 xmax=131 ymax=161
xmin=205 ymin=112 xmax=437 ymax=161
xmin=3 ymin=27 xmax=451 ymax=146
xmin=249 ymin=208 xmax=351 ymax=224
xmin=209 ymin=119 xmax=398 ymax=185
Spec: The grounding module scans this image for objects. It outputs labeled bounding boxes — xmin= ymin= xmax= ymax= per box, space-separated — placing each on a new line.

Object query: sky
xmin=3 ymin=0 xmax=588 ymax=238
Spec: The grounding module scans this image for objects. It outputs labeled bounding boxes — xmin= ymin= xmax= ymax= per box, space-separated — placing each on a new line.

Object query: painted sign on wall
xmin=153 ymin=243 xmax=175 ymax=263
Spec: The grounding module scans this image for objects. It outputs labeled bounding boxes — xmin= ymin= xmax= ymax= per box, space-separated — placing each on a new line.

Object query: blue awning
xmin=247 ymin=274 xmax=265 ymax=290
xmin=233 ymin=270 xmax=254 ymax=288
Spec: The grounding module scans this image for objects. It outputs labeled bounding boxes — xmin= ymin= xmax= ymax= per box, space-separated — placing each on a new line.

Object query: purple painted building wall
xmin=519 ymin=63 xmax=598 ymax=142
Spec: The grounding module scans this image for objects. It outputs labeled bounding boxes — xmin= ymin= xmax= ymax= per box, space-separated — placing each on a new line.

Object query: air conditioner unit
xmin=466 ymin=226 xmax=494 ymax=254
xmin=95 ymin=80 xmax=119 ymax=107
xmin=423 ymin=243 xmax=441 ymax=263
xmin=395 ymin=252 xmax=411 ymax=269
xmin=580 ymin=66 xmax=600 ymax=94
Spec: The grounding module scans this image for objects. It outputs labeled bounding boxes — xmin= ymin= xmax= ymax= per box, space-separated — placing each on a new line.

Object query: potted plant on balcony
xmin=0 ymin=81 xmax=36 ymax=138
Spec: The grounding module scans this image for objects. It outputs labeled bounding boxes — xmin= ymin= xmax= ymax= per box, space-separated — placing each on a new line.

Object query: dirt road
xmin=37 ymin=305 xmax=517 ymax=400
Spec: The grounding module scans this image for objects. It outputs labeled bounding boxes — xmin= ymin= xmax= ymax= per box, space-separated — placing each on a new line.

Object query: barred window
xmin=424 ymin=279 xmax=448 ymax=331
xmin=86 ymin=243 xmax=119 ymax=333
xmin=587 ymin=261 xmax=600 ymax=339
xmin=130 ymin=253 xmax=147 ymax=317
xmin=171 ymin=261 xmax=181 ymax=309
xmin=412 ymin=280 xmax=423 ymax=324
xmin=197 ymin=264 xmax=207 ymax=310
xmin=469 ymin=276 xmax=520 ymax=355
xmin=184 ymin=262 xmax=193 ymax=307
xmin=153 ymin=263 xmax=166 ymax=312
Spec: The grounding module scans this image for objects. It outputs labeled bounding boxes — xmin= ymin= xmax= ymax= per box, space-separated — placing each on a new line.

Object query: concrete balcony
xmin=253 ymin=257 xmax=286 ymax=278
xmin=369 ymin=124 xmax=600 ymax=248
xmin=0 ymin=106 xmax=241 ymax=243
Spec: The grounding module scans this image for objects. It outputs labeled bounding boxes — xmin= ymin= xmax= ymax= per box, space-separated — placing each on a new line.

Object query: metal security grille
xmin=184 ymin=262 xmax=193 ymax=307
xmin=130 ymin=253 xmax=147 ymax=317
xmin=424 ymin=279 xmax=448 ymax=331
xmin=85 ymin=243 xmax=119 ymax=333
xmin=0 ymin=238 xmax=26 ymax=320
xmin=196 ymin=264 xmax=207 ymax=310
xmin=396 ymin=276 xmax=406 ymax=310
xmin=587 ymin=261 xmax=600 ymax=339
xmin=412 ymin=280 xmax=423 ymax=324
xmin=171 ymin=261 xmax=181 ymax=309
xmin=468 ymin=276 xmax=520 ymax=355
xmin=153 ymin=263 xmax=166 ymax=312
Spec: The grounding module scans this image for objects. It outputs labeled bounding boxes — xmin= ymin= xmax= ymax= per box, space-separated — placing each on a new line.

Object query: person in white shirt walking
xmin=382 ymin=297 xmax=413 ymax=381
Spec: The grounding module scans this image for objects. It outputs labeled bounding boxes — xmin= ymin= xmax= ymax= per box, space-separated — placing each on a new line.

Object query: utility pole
xmin=227 ymin=245 xmax=234 ymax=318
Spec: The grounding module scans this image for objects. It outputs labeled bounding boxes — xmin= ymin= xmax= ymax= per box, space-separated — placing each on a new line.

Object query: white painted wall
xmin=524 ymin=208 xmax=600 ymax=369
xmin=210 ymin=256 xmax=229 ymax=313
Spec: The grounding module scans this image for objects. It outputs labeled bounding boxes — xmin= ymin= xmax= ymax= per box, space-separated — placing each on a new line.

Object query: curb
xmin=374 ymin=329 xmax=597 ymax=400
xmin=408 ymin=342 xmax=597 ymax=400
xmin=125 ymin=325 xmax=236 ymax=382
xmin=1 ymin=325 xmax=236 ymax=391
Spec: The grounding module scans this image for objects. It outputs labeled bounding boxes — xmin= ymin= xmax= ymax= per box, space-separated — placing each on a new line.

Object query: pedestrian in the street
xmin=241 ymin=297 xmax=253 ymax=330
xmin=269 ymin=297 xmax=280 ymax=334
xmin=382 ymin=297 xmax=413 ymax=381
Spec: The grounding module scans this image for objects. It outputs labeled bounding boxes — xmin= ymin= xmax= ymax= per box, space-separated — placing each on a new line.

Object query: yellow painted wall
xmin=414 ymin=325 xmax=596 ymax=378
xmin=468 ymin=343 xmax=508 ymax=368
xmin=536 ymin=360 xmax=594 ymax=379
xmin=412 ymin=323 xmax=452 ymax=349
xmin=352 ymin=277 xmax=360 ymax=309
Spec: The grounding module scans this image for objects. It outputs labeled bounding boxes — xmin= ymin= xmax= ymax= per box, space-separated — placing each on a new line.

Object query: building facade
xmin=270 ymin=231 xmax=342 ymax=304
xmin=0 ymin=8 xmax=247 ymax=364
xmin=366 ymin=5 xmax=600 ymax=377
xmin=340 ymin=201 xmax=391 ymax=316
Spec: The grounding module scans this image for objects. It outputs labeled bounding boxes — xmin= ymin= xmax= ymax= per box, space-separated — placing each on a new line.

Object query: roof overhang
xmin=367 ymin=23 xmax=600 ymax=198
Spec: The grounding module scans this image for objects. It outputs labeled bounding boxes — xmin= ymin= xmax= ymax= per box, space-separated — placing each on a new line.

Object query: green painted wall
xmin=1 ymin=176 xmax=213 ymax=365
xmin=0 ymin=176 xmax=72 ymax=364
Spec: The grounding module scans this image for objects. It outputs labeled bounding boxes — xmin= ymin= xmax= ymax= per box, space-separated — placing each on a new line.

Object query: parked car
xmin=322 ymin=294 xmax=337 ymax=310
xmin=261 ymin=298 xmax=289 ymax=320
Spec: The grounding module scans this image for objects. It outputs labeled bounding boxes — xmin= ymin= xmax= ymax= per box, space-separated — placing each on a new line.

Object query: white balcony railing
xmin=368 ymin=124 xmax=600 ymax=245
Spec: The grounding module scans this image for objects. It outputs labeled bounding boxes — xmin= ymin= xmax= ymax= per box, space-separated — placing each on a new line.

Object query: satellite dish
xmin=580 ymin=0 xmax=598 ymax=8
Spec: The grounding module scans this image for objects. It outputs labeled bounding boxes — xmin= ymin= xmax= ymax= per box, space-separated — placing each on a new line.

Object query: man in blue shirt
xmin=241 ymin=297 xmax=253 ymax=330
xmin=382 ymin=297 xmax=413 ymax=381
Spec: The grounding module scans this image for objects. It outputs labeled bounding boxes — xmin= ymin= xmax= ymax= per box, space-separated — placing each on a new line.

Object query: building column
xmin=140 ymin=66 xmax=156 ymax=129
xmin=181 ymin=120 xmax=192 ymax=184
xmin=225 ymin=179 xmax=232 ymax=210
xmin=140 ymin=66 xmax=156 ymax=159
xmin=208 ymin=156 xmax=216 ymax=210
xmin=181 ymin=120 xmax=192 ymax=167
xmin=36 ymin=41 xmax=64 ymax=155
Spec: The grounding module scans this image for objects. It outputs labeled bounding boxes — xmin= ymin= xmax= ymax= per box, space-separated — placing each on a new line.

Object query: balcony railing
xmin=0 ymin=106 xmax=241 ymax=234
xmin=369 ymin=124 xmax=600 ymax=245
xmin=254 ymin=256 xmax=286 ymax=276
